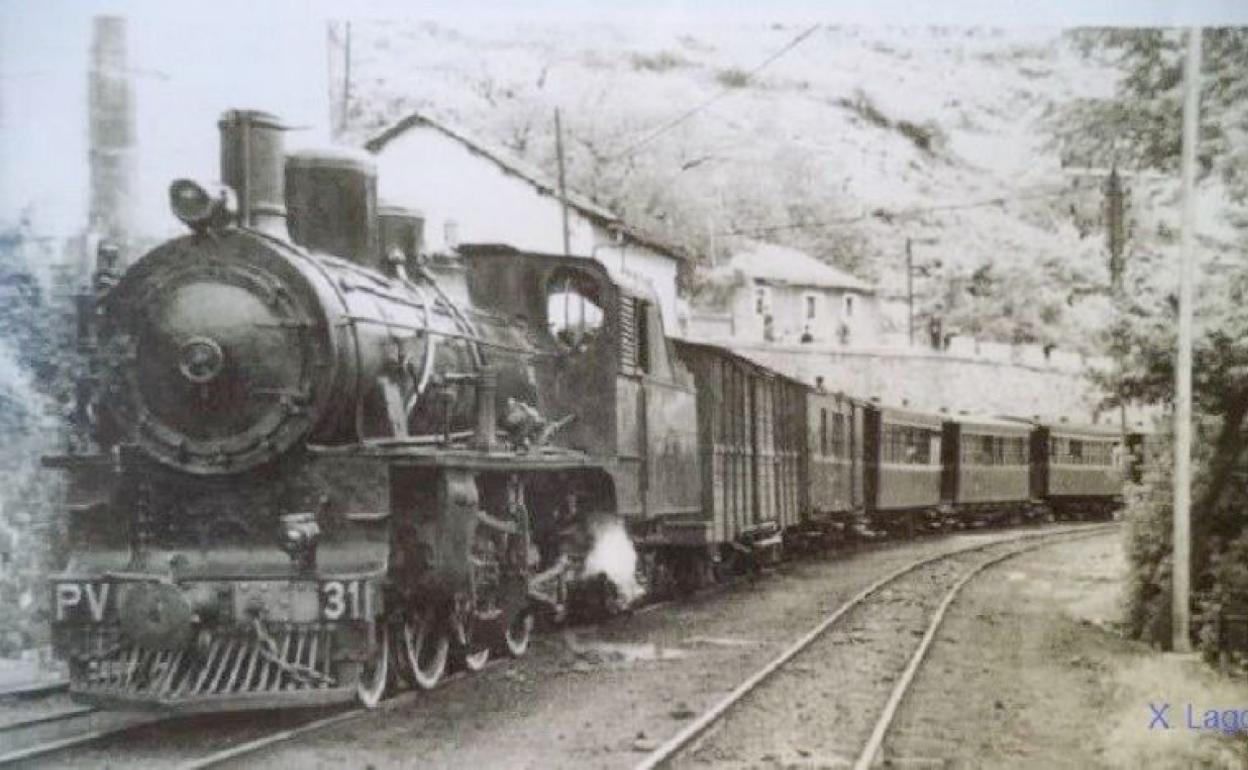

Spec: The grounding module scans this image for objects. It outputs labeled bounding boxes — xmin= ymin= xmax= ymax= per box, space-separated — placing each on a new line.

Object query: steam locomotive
xmin=45 ymin=109 xmax=1144 ymax=714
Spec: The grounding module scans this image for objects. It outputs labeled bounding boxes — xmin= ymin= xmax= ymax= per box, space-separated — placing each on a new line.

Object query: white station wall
xmin=374 ymin=126 xmax=680 ymax=330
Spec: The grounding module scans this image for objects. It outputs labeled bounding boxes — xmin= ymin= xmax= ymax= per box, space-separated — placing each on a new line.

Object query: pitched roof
xmin=366 ymin=110 xmax=688 ymax=261
xmin=711 ymin=240 xmax=873 ymax=292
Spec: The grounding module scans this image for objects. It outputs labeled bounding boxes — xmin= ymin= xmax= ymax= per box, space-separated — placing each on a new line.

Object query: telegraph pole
xmin=555 ymin=109 xmax=571 ymax=257
xmin=906 ymin=237 xmax=914 ymax=346
xmin=1105 ymin=165 xmax=1126 ymax=294
xmin=1104 ymin=164 xmax=1129 ymax=437
xmin=327 ymin=21 xmax=352 ymax=139
xmin=343 ymin=22 xmax=352 ymax=135
xmin=1172 ymin=26 xmax=1201 ymax=654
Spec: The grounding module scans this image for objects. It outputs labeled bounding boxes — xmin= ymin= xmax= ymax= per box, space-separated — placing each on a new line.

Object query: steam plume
xmin=583 ymin=517 xmax=644 ymax=607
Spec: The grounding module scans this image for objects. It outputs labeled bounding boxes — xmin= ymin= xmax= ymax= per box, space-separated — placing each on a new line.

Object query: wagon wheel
xmin=356 ymin=621 xmax=390 ymax=708
xmin=502 ymin=609 xmax=535 ymax=658
xmin=397 ymin=607 xmax=449 ymax=690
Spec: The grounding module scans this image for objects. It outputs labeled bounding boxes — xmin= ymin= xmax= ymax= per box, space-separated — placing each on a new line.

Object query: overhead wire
xmin=611 ymin=23 xmax=823 ymax=161
xmin=718 ymin=188 xmax=1076 ymax=237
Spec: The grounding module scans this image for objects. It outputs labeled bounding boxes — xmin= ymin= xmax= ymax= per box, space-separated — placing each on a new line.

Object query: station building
xmin=366 ymin=111 xmax=687 ymax=330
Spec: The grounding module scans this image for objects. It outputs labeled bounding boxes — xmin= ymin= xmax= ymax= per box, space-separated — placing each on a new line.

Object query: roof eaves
xmin=366 ymin=110 xmax=618 ymax=223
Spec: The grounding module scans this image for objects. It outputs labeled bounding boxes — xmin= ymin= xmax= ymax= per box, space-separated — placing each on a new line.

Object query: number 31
xmin=321 ymin=580 xmax=362 ymax=620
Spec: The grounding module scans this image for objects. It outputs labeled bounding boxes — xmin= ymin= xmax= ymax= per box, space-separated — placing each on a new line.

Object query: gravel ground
xmin=671 ymin=539 xmax=1070 ymax=769
xmin=6 ymin=525 xmax=1112 ymax=769
xmin=885 ymin=534 xmax=1247 ymax=769
xmin=203 ymin=526 xmax=1084 ymax=770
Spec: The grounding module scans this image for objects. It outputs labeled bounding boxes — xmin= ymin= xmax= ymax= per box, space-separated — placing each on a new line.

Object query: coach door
xmin=753 ymin=374 xmax=777 ymax=529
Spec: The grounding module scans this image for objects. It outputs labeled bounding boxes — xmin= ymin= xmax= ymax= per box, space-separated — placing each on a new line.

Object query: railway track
xmin=633 ymin=523 xmax=1118 ymax=770
xmin=0 ymin=682 xmax=68 ymax=699
xmin=0 ymin=523 xmax=1113 ymax=769
xmin=0 ymin=687 xmax=156 ymax=767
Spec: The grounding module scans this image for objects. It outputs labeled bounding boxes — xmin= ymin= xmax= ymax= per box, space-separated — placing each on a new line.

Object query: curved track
xmin=632 ymin=524 xmax=1117 ymax=769
xmin=1 ymin=524 xmax=1114 ymax=769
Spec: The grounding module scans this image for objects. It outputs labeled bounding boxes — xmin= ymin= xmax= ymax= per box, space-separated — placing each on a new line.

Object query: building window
xmin=843 ymin=293 xmax=856 ymax=318
xmin=804 ymin=293 xmax=818 ymax=320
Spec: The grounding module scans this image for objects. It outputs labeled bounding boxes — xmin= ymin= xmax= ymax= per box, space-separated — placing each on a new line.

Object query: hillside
xmin=342 ymin=23 xmax=1130 ymax=350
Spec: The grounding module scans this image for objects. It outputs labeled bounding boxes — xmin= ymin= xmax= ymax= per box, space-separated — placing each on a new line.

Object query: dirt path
xmin=227 ymin=528 xmax=1067 ymax=770
xmin=220 ymin=529 xmax=1244 ymax=770
xmin=888 ymin=534 xmax=1247 ymax=769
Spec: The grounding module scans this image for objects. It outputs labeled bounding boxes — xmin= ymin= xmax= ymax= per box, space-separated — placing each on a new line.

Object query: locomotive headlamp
xmin=169 ymin=178 xmax=236 ymax=231
xmin=279 ymin=512 xmax=320 ymax=571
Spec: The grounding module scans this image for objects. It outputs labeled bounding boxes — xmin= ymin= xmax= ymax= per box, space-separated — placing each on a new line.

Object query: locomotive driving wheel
xmin=356 ymin=621 xmax=391 ymax=708
xmin=397 ymin=606 xmax=449 ymax=690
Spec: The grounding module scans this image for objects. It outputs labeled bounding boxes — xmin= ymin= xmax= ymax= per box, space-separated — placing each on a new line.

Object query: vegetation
xmin=1063 ymin=29 xmax=1248 ymax=663
xmin=0 ymin=214 xmax=77 ymax=655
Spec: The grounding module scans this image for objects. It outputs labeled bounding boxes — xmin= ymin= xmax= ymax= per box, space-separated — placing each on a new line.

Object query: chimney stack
xmin=88 ymin=16 xmax=135 ymax=261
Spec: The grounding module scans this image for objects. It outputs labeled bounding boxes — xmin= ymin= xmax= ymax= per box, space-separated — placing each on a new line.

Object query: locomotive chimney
xmin=218 ymin=109 xmax=287 ymax=235
xmin=286 ymin=148 xmax=378 ymax=261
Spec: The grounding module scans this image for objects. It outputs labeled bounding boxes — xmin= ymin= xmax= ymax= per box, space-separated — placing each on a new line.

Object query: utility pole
xmin=554 ymin=109 xmax=571 ymax=257
xmin=906 ymin=237 xmax=914 ymax=346
xmin=905 ymin=237 xmax=938 ymax=347
xmin=1104 ymin=164 xmax=1129 ymax=438
xmin=1105 ymin=165 xmax=1126 ymax=294
xmin=327 ymin=21 xmax=352 ymax=139
xmin=1172 ymin=27 xmax=1201 ymax=654
xmin=343 ymin=22 xmax=352 ymax=136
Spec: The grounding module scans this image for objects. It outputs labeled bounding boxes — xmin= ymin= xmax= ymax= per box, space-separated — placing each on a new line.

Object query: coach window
xmin=547 ymin=268 xmax=604 ymax=354
xmin=832 ymin=412 xmax=846 ymax=458
xmin=978 ymin=435 xmax=994 ymax=465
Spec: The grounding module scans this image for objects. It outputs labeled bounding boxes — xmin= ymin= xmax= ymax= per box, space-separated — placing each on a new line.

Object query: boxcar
xmin=942 ymin=415 xmax=1032 ymax=523
xmin=1031 ymin=419 xmax=1124 ymax=519
xmin=804 ymin=389 xmax=866 ymax=540
xmin=864 ymin=403 xmax=944 ymax=532
xmin=666 ymin=341 xmax=808 ymax=571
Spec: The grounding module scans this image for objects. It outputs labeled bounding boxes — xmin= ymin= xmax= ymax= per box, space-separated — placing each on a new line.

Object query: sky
xmin=1 ymin=0 xmax=1246 ymax=239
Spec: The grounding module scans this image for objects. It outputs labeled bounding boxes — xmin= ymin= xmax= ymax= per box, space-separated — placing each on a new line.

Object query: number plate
xmin=53 ymin=582 xmax=115 ymax=623
xmin=319 ymin=579 xmax=367 ymax=621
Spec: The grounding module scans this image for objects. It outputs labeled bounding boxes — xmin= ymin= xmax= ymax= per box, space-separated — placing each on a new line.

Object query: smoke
xmin=582 ymin=517 xmax=645 ymax=607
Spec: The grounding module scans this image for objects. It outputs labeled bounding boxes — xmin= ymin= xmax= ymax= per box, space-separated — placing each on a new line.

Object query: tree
xmin=1060 ymin=28 xmax=1248 ymax=656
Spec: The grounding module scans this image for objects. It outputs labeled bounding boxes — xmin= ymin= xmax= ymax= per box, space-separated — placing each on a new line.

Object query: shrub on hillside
xmin=714 ymin=67 xmax=752 ymax=89
xmin=1122 ymin=419 xmax=1248 ymax=671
